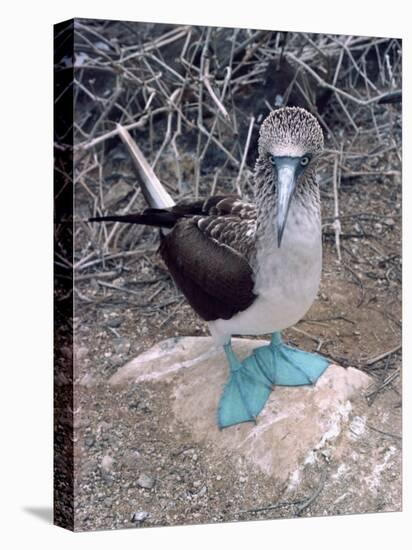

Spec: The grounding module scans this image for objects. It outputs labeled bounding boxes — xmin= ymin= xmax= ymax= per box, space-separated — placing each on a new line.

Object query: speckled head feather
xmin=258 ymin=107 xmax=324 ymax=158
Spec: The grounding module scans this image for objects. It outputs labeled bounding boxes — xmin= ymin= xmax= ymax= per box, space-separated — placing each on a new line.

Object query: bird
xmin=90 ymin=106 xmax=330 ymax=428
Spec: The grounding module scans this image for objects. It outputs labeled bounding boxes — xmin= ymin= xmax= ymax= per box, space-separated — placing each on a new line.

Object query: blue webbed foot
xmin=253 ymin=332 xmax=330 ymax=386
xmin=218 ymin=343 xmax=273 ymax=428
xmin=218 ymin=333 xmax=329 ymax=429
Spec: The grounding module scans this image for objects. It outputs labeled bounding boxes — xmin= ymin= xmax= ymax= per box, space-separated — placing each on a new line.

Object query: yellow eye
xmin=300 ymin=156 xmax=310 ymax=166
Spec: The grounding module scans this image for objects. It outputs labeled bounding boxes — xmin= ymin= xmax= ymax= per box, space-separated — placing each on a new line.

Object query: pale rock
xmin=110 ymin=336 xmax=372 ymax=486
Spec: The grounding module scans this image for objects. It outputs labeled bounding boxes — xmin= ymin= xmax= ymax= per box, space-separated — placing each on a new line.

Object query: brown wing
xmin=90 ymin=193 xmax=258 ymax=321
xmin=160 ymin=218 xmax=257 ymax=322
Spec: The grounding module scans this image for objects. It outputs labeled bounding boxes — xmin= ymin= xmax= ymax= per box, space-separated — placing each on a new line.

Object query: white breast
xmin=209 ymin=202 xmax=322 ymax=345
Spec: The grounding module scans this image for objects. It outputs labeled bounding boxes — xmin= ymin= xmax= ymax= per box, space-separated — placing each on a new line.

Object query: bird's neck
xmin=253 ymin=157 xmax=322 ymax=247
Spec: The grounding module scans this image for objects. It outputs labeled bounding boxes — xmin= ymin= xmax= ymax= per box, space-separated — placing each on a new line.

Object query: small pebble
xmin=79 ymin=372 xmax=94 ymax=387
xmin=84 ymin=435 xmax=95 ymax=448
xmin=107 ymin=317 xmax=122 ymax=328
xmin=321 ymin=449 xmax=332 ymax=461
xmin=123 ymin=449 xmax=142 ymax=467
xmin=101 ymin=454 xmax=114 ymax=472
xmin=102 ymin=472 xmax=114 ymax=485
xmin=114 ymin=337 xmax=131 ymax=355
xmin=137 ymin=473 xmax=155 ymax=489
xmin=131 ymin=511 xmax=150 ymax=523
xmin=75 ymin=346 xmax=89 ymax=360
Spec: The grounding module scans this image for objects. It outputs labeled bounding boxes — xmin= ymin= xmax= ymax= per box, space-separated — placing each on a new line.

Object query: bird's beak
xmin=275 ymin=157 xmax=300 ymax=247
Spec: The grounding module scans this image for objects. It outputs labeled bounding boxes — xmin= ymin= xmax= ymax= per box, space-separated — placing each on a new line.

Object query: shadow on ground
xmin=23 ymin=507 xmax=53 ymax=524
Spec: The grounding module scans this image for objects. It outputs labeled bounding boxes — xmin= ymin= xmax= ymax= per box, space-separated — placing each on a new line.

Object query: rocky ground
xmin=71 ymin=335 xmax=401 ymax=532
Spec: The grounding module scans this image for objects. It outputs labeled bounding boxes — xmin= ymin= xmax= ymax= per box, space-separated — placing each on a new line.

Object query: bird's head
xmin=256 ymin=107 xmax=324 ymax=247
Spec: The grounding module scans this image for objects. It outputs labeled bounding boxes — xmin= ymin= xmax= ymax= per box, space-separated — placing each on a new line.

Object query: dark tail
xmin=89 ymin=209 xmax=181 ymax=229
xmin=89 ymin=196 xmax=240 ymax=228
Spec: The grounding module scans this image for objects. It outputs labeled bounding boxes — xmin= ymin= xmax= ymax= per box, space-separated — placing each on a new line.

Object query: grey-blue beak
xmin=274 ymin=157 xmax=300 ymax=247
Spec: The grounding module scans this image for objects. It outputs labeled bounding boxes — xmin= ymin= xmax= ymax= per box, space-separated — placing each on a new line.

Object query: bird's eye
xmin=300 ymin=156 xmax=310 ymax=167
xmin=270 ymin=156 xmax=276 ymax=166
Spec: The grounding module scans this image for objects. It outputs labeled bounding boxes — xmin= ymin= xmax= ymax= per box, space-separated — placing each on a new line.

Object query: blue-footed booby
xmin=91 ymin=106 xmax=330 ymax=428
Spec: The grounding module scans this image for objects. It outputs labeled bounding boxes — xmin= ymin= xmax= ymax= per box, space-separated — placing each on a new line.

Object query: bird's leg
xmin=218 ymin=340 xmax=273 ymax=429
xmin=252 ymin=331 xmax=330 ymax=386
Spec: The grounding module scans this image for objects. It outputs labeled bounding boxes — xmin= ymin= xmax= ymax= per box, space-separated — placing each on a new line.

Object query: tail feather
xmin=89 ymin=210 xmax=179 ymax=229
xmin=117 ymin=124 xmax=175 ymax=209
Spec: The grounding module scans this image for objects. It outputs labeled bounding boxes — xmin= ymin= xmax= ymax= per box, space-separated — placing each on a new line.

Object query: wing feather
xmin=160 ymin=219 xmax=256 ymax=321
